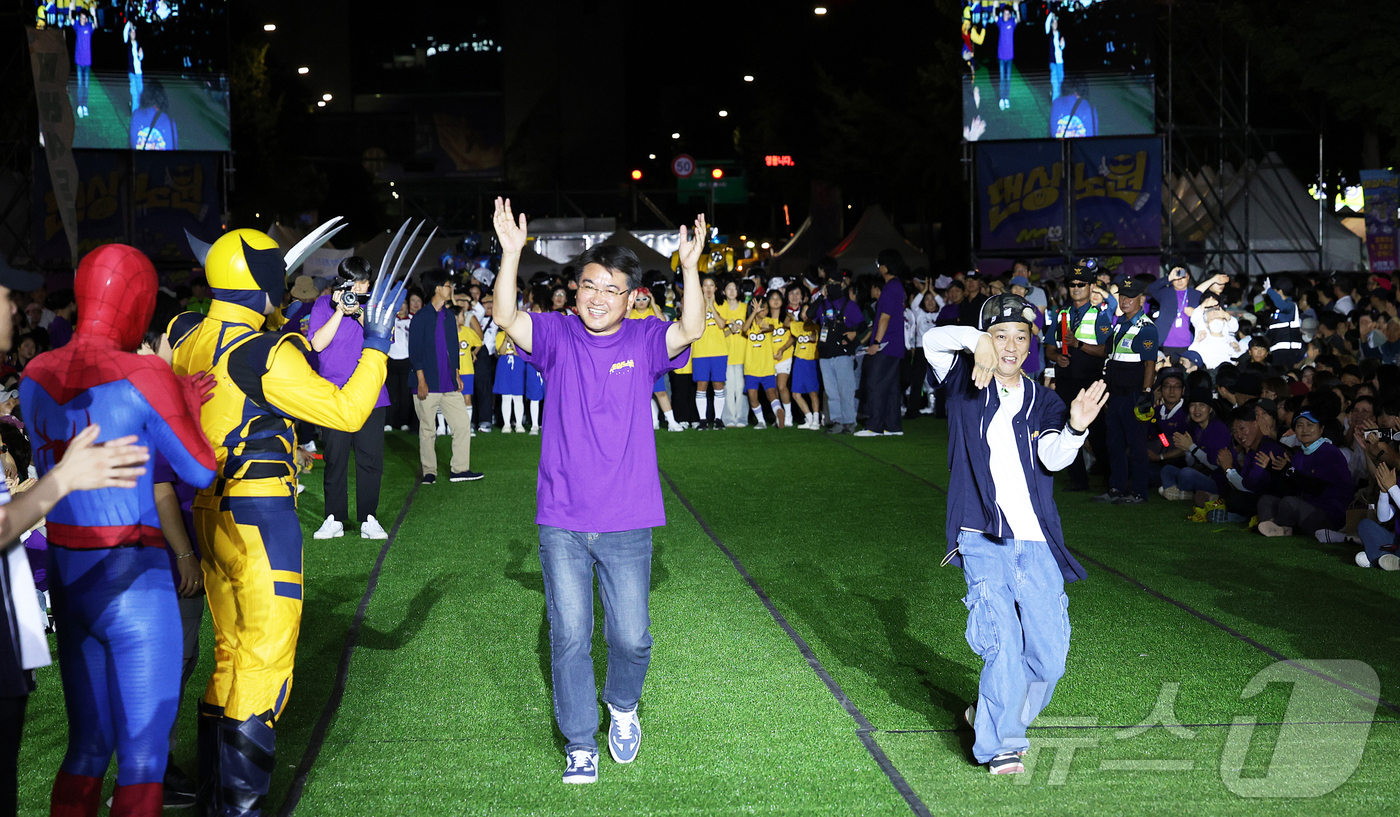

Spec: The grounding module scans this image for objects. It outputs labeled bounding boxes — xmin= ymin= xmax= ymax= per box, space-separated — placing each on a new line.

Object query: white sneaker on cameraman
xmin=360 ymin=515 xmax=388 ymax=540
xmin=313 ymin=515 xmax=344 ymax=540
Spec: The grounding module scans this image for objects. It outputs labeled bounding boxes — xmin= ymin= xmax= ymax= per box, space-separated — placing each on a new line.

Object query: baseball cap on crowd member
xmin=1066 ymin=266 xmax=1095 ymax=285
xmin=978 ymin=293 xmax=1038 ymax=331
xmin=1009 ymin=275 xmax=1031 ymax=289
xmin=934 ymin=274 xmax=954 ymax=289
xmin=1117 ymin=278 xmax=1149 ymax=299
xmin=1186 ymin=387 xmax=1217 ymax=409
xmin=1156 ymin=368 xmax=1186 ymax=388
xmin=0 ymin=258 xmax=43 ymax=293
xmin=768 ymin=277 xmax=786 ymax=292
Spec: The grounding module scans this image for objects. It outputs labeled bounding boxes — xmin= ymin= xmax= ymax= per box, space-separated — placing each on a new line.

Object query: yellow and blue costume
xmin=170 ymin=219 xmax=414 ymax=815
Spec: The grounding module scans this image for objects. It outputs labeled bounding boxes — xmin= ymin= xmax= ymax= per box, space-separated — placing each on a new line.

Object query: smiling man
xmin=921 ymin=293 xmax=1107 ymax=775
xmin=491 ymin=198 xmax=706 ymax=784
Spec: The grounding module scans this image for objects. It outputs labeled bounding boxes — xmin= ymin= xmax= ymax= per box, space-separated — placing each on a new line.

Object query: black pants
xmin=863 ymin=353 xmax=903 ymax=433
xmin=322 ymin=406 xmax=385 ymax=525
xmin=0 ymin=694 xmax=25 ymax=817
xmin=1056 ymin=372 xmax=1090 ymax=487
xmin=386 ymin=357 xmax=415 ymax=429
xmin=474 ymin=354 xmax=498 ymax=427
xmin=1106 ymin=394 xmax=1149 ymax=497
xmin=670 ymin=371 xmax=700 ymax=423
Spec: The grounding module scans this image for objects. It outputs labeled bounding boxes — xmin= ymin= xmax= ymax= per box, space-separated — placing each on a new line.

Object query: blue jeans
xmin=1160 ymin=464 xmax=1217 ymax=494
xmin=1049 ymin=61 xmax=1064 ymax=99
xmin=129 ymin=72 xmax=143 ymax=112
xmin=1358 ymin=518 xmax=1396 ymax=563
xmin=820 ymin=355 xmax=857 ymax=424
xmin=999 ymin=58 xmax=1013 ymax=101
xmin=957 ymin=531 xmax=1070 ymax=763
xmin=539 ymin=526 xmax=654 ymax=752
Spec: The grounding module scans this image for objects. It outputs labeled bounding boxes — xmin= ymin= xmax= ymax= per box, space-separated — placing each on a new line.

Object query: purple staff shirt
xmin=308 ymin=294 xmax=390 ymax=408
xmin=875 ymin=277 xmax=906 ymax=357
xmin=518 ymin=312 xmax=690 ymax=532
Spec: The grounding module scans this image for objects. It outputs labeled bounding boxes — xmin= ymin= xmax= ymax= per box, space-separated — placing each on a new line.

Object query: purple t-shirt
xmin=1164 ymin=289 xmax=1193 ymax=347
xmin=308 ymin=294 xmax=390 ymax=409
xmin=875 ymin=277 xmax=906 ymax=357
xmin=997 ymin=16 xmax=1016 ymax=60
xmin=518 ymin=312 xmax=690 ymax=532
xmin=74 ymin=21 xmax=93 ymax=67
xmin=49 ymin=316 xmax=72 ymax=349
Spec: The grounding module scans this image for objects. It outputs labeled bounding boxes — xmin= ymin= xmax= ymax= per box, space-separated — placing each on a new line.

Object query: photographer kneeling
xmin=309 ymin=256 xmax=391 ymax=540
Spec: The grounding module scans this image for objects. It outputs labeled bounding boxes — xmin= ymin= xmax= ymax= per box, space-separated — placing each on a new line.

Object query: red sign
xmin=764 ymin=155 xmax=796 ymax=167
xmin=671 ymin=154 xmax=696 ymax=178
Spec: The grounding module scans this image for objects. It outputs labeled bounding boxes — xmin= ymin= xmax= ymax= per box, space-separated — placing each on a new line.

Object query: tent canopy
xmin=598 ymin=229 xmax=673 ymax=271
xmin=828 ymin=205 xmax=928 ymax=275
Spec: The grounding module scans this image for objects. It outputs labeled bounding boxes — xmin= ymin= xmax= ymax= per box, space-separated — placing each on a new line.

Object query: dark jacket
xmin=1147 ymin=278 xmax=1201 ymax=347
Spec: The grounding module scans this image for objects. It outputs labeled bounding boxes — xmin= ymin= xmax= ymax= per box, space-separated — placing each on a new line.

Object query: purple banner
xmin=1070 ymin=137 xmax=1161 ymax=251
xmin=976 ymin=140 xmax=1066 ymax=250
xmin=1361 ymin=169 xmax=1399 ymax=274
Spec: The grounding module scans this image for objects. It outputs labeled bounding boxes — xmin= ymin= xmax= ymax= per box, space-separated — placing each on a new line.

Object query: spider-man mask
xmin=75 ymin=244 xmax=158 ymax=351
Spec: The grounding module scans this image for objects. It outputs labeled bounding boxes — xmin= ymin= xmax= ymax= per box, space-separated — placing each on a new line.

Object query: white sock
xmin=712 ymin=389 xmax=725 ymax=420
xmin=510 ymin=396 xmax=524 ymax=426
xmin=770 ymin=399 xmax=782 ymax=423
xmin=664 ymin=409 xmax=676 ymax=425
xmin=653 ymin=400 xmax=662 ymax=423
xmin=781 ymin=402 xmax=791 ymax=422
xmin=695 ymin=393 xmax=707 ymax=420
xmin=465 ymin=406 xmax=473 ymax=429
xmin=530 ymin=399 xmax=541 ymax=428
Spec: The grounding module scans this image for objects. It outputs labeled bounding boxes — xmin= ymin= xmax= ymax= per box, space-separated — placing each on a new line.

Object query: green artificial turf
xmin=14 ymin=419 xmax=1400 ymax=815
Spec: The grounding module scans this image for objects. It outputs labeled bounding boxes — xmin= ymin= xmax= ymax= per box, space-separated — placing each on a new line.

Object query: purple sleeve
xmin=516 ymin=311 xmax=555 ymax=373
xmin=844 ymin=301 xmax=863 ymax=328
xmin=307 ymin=294 xmax=334 ymax=337
xmin=151 ymin=449 xmax=176 ymax=485
xmin=646 ymin=317 xmax=689 ymax=378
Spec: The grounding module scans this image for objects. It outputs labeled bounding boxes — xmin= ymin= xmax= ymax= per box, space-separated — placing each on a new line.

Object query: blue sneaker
xmin=606 ymin=703 xmax=641 ymax=764
xmin=562 ymin=748 xmax=598 ymax=784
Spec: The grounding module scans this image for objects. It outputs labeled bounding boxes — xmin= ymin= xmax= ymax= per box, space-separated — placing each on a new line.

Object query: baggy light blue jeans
xmin=957 ymin=531 xmax=1070 ymax=763
xmin=539 ymin=525 xmax=653 ymax=752
xmin=820 ymin=355 xmax=857 ymax=424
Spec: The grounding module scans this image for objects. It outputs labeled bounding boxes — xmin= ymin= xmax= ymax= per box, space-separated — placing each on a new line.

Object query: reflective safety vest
xmin=1110 ymin=311 xmax=1151 ymax=362
xmin=1267 ymin=303 xmax=1303 ymax=352
xmin=1070 ymin=304 xmax=1102 ymax=344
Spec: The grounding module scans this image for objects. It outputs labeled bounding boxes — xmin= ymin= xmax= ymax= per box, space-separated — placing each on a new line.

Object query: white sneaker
xmin=529 ymin=427 xmax=540 ymax=436
xmin=478 ymin=424 xmax=492 ymax=433
xmin=501 ymin=425 xmax=512 ymax=434
xmin=667 ymin=421 xmax=685 ymax=432
xmin=436 ymin=420 xmax=447 ymax=436
xmin=313 ymin=515 xmax=344 ymax=540
xmin=754 ymin=420 xmax=767 ymax=430
xmin=384 ymin=424 xmax=393 ymax=432
xmin=304 ymin=441 xmax=317 ymax=454
xmin=514 ymin=425 xmax=526 ymax=434
xmin=360 ymin=515 xmax=388 ymax=540
xmin=1380 ymin=553 xmax=1400 ymax=571
xmin=606 ymin=703 xmax=642 ymax=764
xmin=653 ymin=419 xmax=660 ymax=430
xmin=562 ymin=748 xmax=598 ymax=784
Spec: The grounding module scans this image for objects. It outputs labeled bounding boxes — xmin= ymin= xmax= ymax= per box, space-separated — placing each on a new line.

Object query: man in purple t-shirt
xmin=73 ymin=8 xmax=93 ymax=118
xmin=491 ymin=197 xmax=707 ymax=785
xmin=996 ymin=4 xmax=1020 ymax=110
xmin=857 ymin=249 xmax=908 ymax=436
xmin=308 ymin=257 xmax=393 ymax=540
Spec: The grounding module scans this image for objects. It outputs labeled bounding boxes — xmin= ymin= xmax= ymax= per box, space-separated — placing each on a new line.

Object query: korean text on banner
xmin=1360 ymin=169 xmax=1399 ymax=274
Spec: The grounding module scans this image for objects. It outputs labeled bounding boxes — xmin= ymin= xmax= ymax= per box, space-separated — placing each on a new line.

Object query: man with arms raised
xmin=922 ymin=293 xmax=1107 ymax=774
xmin=491 ymin=198 xmax=707 ymax=784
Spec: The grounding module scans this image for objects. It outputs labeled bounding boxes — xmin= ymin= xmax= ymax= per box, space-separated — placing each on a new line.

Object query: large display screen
xmin=36 ymin=1 xmax=230 ymax=151
xmin=961 ymin=0 xmax=1153 ymax=142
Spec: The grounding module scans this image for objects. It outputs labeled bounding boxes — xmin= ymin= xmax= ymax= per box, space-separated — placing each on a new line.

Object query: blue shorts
xmin=460 ymin=374 xmax=475 ymax=396
xmin=691 ymin=355 xmax=727 ymax=383
xmin=745 ymin=374 xmax=777 ymax=391
xmin=653 ymin=374 xmax=666 ymax=392
xmin=525 ymin=364 xmax=545 ymax=400
xmin=791 ymin=357 xmax=819 ymax=393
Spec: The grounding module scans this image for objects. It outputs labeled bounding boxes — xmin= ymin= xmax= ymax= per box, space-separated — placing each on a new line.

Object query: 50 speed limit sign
xmin=671 ymin=154 xmax=695 ymax=178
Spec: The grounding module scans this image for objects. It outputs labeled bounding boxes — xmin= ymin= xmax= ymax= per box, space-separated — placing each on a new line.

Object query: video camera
xmin=334 ymin=256 xmax=374 ymax=309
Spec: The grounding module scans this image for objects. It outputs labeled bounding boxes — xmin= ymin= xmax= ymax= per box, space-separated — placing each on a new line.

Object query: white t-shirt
xmin=388 ymin=315 xmax=412 ymax=360
xmin=985 ymin=381 xmax=1046 ymax=541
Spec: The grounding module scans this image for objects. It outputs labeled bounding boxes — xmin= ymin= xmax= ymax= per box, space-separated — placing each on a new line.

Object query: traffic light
xmin=711 ymin=167 xmax=724 ymax=179
xmin=631 ymin=169 xmax=643 ymax=180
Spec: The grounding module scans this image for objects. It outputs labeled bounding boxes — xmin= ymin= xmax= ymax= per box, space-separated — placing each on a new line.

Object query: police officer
xmin=1093 ymin=277 xmax=1158 ymax=504
xmin=1263 ymin=275 xmax=1304 ymax=369
xmin=1044 ymin=263 xmax=1111 ymax=490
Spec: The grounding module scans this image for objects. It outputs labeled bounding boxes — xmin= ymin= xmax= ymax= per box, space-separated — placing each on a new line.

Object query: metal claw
xmin=387 ymin=220 xmax=426 ymax=282
xmin=284 ymin=217 xmax=346 ymax=273
xmin=377 ymin=220 xmax=413 ymax=283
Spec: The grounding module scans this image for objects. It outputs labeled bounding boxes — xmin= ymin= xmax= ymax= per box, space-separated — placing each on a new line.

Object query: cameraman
xmin=809 ymin=262 xmax=864 ymax=434
xmin=308 ymin=257 xmax=391 ymax=540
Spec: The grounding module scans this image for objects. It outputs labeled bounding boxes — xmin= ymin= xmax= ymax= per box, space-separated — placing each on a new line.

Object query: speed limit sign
xmin=671 ymin=154 xmax=695 ymax=178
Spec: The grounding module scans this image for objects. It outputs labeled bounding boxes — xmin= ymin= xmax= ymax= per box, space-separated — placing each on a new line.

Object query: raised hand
xmin=1218 ymin=448 xmax=1234 ymax=471
xmin=1254 ymin=450 xmax=1271 ymax=470
xmin=493 ymin=197 xmax=528 ymax=255
xmin=972 ymin=333 xmax=997 ymax=390
xmin=676 ymin=214 xmax=708 ymax=273
xmin=1375 ymin=462 xmax=1397 ymax=492
xmin=1172 ymin=431 xmax=1193 ymax=452
xmin=1069 ymin=380 xmax=1108 ymax=431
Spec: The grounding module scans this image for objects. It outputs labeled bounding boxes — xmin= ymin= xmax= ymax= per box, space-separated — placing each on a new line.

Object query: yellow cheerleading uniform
xmin=691 ymin=304 xmax=729 ymax=359
xmin=717 ymin=299 xmax=748 ymax=365
xmin=744 ymin=315 xmax=779 ymax=378
xmin=168 ymin=233 xmax=386 ymax=729
xmin=791 ymin=320 xmax=820 ymax=360
xmin=458 ymin=322 xmax=481 ymax=376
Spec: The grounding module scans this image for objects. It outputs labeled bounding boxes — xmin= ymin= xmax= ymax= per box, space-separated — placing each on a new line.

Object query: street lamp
xmin=743 ymin=75 xmax=754 ymax=82
xmin=814 ymin=7 xmax=827 ymax=15
xmin=264 ymin=24 xmax=276 ymax=32
xmin=718 ymin=110 xmax=728 ymax=117
xmin=322 ymin=93 xmax=332 ymax=101
xmin=297 ymin=66 xmax=309 ymax=75
xmin=671 ymin=132 xmax=680 ymax=139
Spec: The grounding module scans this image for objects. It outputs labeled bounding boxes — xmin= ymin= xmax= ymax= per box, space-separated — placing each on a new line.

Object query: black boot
xmin=196 ymin=703 xmax=222 ymax=816
xmin=218 ymin=715 xmax=276 ymax=817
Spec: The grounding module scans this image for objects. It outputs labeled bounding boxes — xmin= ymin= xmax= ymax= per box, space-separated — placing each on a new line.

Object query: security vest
xmin=168 ymin=299 xmax=385 ymax=500
xmin=1266 ymin=300 xmax=1303 ymax=353
xmin=1106 ymin=310 xmax=1151 ymax=393
xmin=1055 ymin=303 xmax=1105 ymax=380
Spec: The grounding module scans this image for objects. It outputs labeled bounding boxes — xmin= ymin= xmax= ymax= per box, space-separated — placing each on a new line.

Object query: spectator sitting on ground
xmin=1256 ymin=410 xmax=1352 ymax=538
xmin=1159 ymin=388 xmax=1231 ymax=502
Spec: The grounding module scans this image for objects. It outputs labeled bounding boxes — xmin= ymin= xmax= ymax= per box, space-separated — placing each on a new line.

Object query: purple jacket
xmin=1281 ymin=442 xmax=1352 ymax=528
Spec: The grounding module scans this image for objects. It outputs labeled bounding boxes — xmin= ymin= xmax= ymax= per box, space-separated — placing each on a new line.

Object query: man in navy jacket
xmin=922 ymin=293 xmax=1107 ymax=775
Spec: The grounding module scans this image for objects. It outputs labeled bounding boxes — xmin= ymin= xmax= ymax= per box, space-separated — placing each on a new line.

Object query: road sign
xmin=671 ymin=154 xmax=696 ymax=178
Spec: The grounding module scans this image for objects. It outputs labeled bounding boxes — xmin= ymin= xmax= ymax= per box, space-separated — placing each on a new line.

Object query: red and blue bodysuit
xmin=19 ymin=244 xmax=216 ymax=817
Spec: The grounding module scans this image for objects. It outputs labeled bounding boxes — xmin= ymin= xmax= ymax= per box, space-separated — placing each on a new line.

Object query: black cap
xmin=0 ymin=259 xmax=43 ymax=292
xmin=1117 ymin=278 xmax=1148 ymax=298
xmin=1234 ymin=373 xmax=1263 ymax=397
xmin=978 ymin=293 xmax=1038 ymax=331
xmin=1156 ymin=367 xmax=1186 ymax=388
xmin=1186 ymin=388 xmax=1216 ymax=408
xmin=1067 ymin=268 xmax=1095 ymax=285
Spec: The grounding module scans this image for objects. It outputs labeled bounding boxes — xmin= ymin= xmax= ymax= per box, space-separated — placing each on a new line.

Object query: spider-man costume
xmin=18 ymin=244 xmax=216 ymax=817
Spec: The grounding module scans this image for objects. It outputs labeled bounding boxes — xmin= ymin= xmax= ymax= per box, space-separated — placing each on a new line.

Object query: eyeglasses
xmin=579 ymin=280 xmax=630 ymax=298
xmin=1069 ymin=283 xmax=1089 ymax=289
